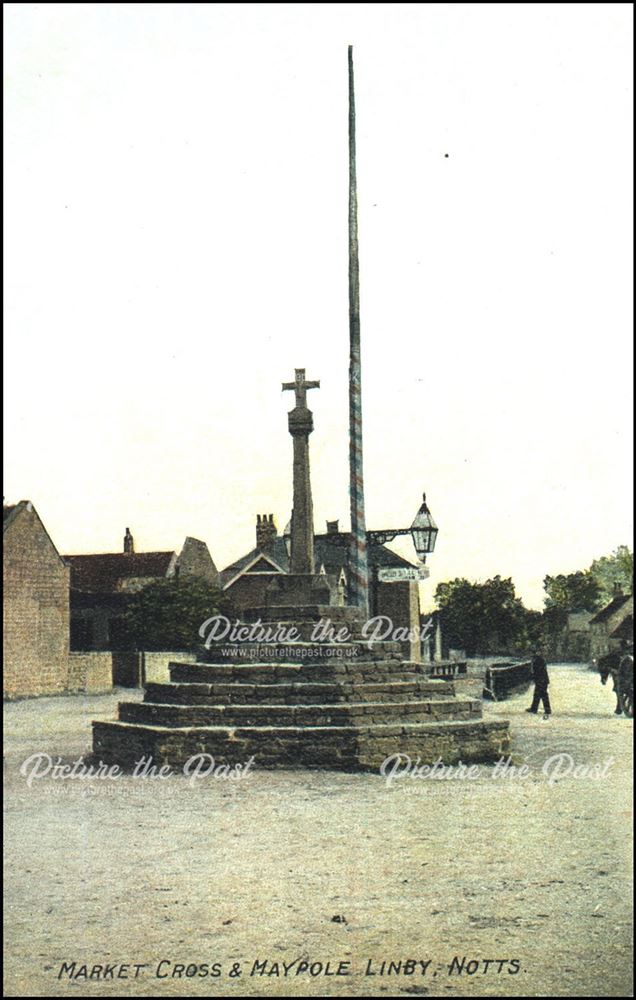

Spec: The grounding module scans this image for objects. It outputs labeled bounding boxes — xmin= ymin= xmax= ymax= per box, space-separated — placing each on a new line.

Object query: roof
xmin=220 ymin=532 xmax=417 ymax=588
xmin=4 ymin=500 xmax=66 ymax=565
xmin=610 ymin=615 xmax=633 ymax=641
xmin=65 ymin=551 xmax=176 ymax=593
xmin=3 ymin=501 xmax=28 ymax=532
xmin=589 ymin=593 xmax=632 ymax=625
xmin=314 ymin=533 xmax=416 ymax=572
xmin=219 ymin=538 xmax=289 ymax=587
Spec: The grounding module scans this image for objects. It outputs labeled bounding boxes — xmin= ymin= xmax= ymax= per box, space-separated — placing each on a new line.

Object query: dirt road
xmin=3 ymin=664 xmax=633 ymax=997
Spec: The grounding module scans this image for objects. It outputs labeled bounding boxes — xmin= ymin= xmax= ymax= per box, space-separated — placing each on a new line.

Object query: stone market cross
xmin=282 ymin=368 xmax=320 ymax=576
xmin=282 ymin=368 xmax=320 ymax=408
xmin=91 ymin=53 xmax=511 ymax=776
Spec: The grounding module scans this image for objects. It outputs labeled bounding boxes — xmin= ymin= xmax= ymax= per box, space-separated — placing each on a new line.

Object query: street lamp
xmin=361 ymin=492 xmax=439 ymax=614
xmin=365 ymin=492 xmax=438 ymax=561
xmin=409 ymin=493 xmax=439 ymax=563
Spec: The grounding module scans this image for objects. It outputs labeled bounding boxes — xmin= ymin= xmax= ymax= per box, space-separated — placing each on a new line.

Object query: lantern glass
xmin=410 ymin=494 xmax=438 ymax=560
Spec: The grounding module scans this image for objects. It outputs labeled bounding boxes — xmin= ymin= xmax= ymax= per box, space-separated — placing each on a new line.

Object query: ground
xmin=3 ymin=664 xmax=633 ymax=998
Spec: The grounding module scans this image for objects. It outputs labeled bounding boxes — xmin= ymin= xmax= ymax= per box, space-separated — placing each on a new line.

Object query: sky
xmin=4 ymin=3 xmax=633 ymax=610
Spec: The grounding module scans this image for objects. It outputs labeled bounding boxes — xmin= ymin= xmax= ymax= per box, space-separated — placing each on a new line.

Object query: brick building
xmin=3 ymin=501 xmax=70 ymax=698
xmin=66 ymin=530 xmax=219 ymax=652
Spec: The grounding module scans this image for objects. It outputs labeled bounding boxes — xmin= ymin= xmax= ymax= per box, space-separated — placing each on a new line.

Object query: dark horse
xmin=598 ymin=648 xmax=634 ymax=717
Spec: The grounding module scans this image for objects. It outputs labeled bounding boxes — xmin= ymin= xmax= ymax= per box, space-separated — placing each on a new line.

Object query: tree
xmin=543 ymin=571 xmax=602 ymax=612
xmin=120 ymin=578 xmax=234 ymax=651
xmin=542 ymin=547 xmax=634 ymax=613
xmin=435 ymin=576 xmax=532 ymax=656
xmin=589 ymin=546 xmax=634 ymax=605
xmin=435 ymin=578 xmax=483 ymax=655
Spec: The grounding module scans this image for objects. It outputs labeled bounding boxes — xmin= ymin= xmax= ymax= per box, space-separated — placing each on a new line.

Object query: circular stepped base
xmin=92 ymin=718 xmax=510 ymax=772
xmin=92 ymin=638 xmax=512 ymax=772
xmin=169 ymin=660 xmax=428 ymax=685
xmin=119 ymin=697 xmax=482 ymax=728
xmin=144 ymin=678 xmax=456 ymax=706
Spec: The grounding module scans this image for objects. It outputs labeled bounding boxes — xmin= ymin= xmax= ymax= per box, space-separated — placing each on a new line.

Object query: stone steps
xmin=168 ymin=660 xmax=425 ymax=685
xmin=92 ymin=628 xmax=511 ymax=771
xmin=144 ymin=678 xmax=457 ymax=706
xmin=92 ymin=717 xmax=511 ymax=771
xmin=119 ymin=697 xmax=481 ymax=729
xmin=170 ymin=662 xmax=304 ymax=683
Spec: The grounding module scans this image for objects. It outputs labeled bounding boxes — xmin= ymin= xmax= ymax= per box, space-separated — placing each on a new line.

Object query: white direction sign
xmin=377 ymin=566 xmax=429 ymax=583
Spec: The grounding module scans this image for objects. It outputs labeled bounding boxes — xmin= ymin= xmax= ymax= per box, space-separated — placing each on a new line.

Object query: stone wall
xmin=68 ymin=652 xmax=113 ymax=693
xmin=3 ymin=503 xmax=70 ymax=699
xmin=142 ymin=651 xmax=196 ymax=685
xmin=69 ymin=651 xmax=208 ymax=689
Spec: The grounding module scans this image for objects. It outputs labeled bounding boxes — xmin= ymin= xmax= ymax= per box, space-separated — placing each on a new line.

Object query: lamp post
xmin=364 ymin=494 xmax=438 ymax=615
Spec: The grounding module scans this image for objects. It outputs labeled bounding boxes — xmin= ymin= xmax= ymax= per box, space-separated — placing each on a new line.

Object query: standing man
xmin=526 ymin=651 xmax=551 ymax=718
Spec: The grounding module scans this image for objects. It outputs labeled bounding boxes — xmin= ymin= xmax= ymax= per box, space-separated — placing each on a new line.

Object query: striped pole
xmin=348 ymin=46 xmax=369 ymax=614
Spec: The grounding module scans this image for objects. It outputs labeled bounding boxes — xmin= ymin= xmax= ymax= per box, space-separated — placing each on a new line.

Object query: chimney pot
xmin=256 ymin=513 xmax=277 ymax=547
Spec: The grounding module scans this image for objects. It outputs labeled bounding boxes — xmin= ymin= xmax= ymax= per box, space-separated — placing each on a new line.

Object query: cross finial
xmin=282 ymin=368 xmax=320 ymax=408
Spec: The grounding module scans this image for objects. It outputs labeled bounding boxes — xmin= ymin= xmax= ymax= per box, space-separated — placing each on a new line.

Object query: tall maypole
xmin=348 ymin=45 xmax=369 ymax=614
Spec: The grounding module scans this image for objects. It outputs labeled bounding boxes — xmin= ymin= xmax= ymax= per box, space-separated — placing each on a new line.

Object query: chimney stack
xmin=256 ymin=514 xmax=277 ymax=548
xmin=124 ymin=527 xmax=134 ymax=555
xmin=326 ymin=520 xmax=340 ymax=535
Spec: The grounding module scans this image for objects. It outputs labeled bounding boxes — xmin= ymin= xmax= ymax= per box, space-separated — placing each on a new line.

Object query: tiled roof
xmin=65 ymin=552 xmax=175 ymax=593
xmin=589 ymin=593 xmax=632 ymax=625
xmin=610 ymin=615 xmax=633 ymax=641
xmin=220 ymin=532 xmax=417 ymax=587
xmin=315 ymin=533 xmax=416 ymax=571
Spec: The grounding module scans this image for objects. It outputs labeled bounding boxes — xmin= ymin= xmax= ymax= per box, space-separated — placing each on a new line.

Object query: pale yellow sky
xmin=4 ymin=4 xmax=633 ymax=610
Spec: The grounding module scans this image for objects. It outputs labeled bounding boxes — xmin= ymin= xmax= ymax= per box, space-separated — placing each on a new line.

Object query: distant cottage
xmin=589 ymin=591 xmax=634 ymax=660
xmin=66 ymin=529 xmax=219 ymax=651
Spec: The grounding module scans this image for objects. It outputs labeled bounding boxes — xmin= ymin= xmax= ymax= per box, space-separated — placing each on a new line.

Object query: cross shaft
xmin=282 ymin=368 xmax=320 ymax=408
